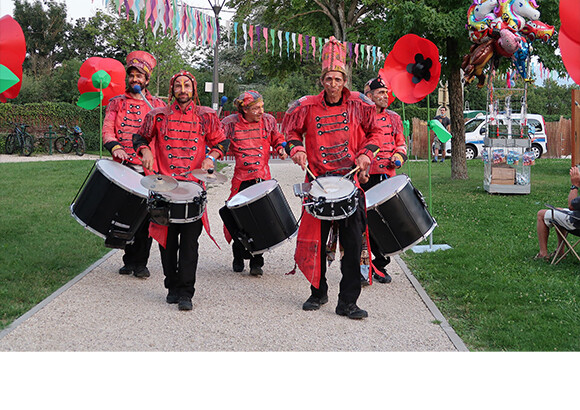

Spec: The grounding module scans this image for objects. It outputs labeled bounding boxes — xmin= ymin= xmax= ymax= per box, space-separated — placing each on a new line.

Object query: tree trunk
xmin=447 ymin=38 xmax=468 ymax=180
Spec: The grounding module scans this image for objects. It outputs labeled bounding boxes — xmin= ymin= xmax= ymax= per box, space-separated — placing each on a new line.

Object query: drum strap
xmin=71 ymin=161 xmax=96 ymax=206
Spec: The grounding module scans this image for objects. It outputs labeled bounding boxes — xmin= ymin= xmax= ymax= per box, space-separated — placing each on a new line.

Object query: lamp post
xmin=208 ymin=0 xmax=226 ymax=111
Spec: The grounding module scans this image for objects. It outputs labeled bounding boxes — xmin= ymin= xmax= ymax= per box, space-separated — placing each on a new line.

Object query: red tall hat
xmin=321 ymin=36 xmax=347 ymax=77
xmin=126 ymin=51 xmax=157 ymax=79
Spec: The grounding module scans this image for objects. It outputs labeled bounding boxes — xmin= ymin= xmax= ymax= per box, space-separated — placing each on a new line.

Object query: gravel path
xmin=0 ymin=157 xmax=467 ymax=351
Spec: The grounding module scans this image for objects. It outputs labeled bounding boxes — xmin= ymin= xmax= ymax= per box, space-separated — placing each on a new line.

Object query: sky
xmin=0 ymin=0 xmax=235 ymax=22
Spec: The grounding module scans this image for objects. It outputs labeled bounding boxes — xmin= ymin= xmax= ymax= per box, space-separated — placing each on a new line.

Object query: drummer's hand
xmin=356 ymin=153 xmax=372 ymax=172
xmin=358 ymin=170 xmax=370 ymax=185
xmin=392 ymin=153 xmax=404 ymax=169
xmin=140 ymin=148 xmax=154 ymax=172
xmin=278 ymin=147 xmax=288 ymax=160
xmin=201 ymin=156 xmax=215 ymax=171
xmin=291 ymin=151 xmax=307 ymax=170
xmin=112 ymin=147 xmax=130 ymax=162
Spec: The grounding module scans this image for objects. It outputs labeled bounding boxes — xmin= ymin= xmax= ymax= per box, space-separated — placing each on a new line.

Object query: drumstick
xmin=306 ymin=167 xmax=327 ymax=193
xmin=339 ymin=148 xmax=381 ymax=181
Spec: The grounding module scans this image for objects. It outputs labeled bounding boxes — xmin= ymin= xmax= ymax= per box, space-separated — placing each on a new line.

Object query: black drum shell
xmin=222 ymin=182 xmax=297 ymax=255
xmin=71 ymin=162 xmax=148 ymax=243
xmin=366 ymin=178 xmax=436 ymax=256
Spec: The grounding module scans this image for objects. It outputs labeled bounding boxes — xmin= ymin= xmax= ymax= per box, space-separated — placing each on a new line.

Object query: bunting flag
xmin=243 ymin=23 xmax=248 ymax=51
xmin=249 ymin=24 xmax=254 ymax=51
xmin=298 ymin=34 xmax=303 ymax=60
xmin=278 ymin=30 xmax=283 ymax=57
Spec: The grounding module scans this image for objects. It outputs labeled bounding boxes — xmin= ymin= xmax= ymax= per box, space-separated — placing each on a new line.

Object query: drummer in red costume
xmin=133 ymin=70 xmax=229 ymax=311
xmin=360 ymin=76 xmax=407 ymax=285
xmin=102 ymin=51 xmax=166 ymax=278
xmin=282 ymin=37 xmax=382 ymax=320
xmin=222 ymin=91 xmax=287 ymax=276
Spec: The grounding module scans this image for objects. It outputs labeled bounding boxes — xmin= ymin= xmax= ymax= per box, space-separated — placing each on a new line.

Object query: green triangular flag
xmin=429 ymin=119 xmax=452 ymax=143
xmin=91 ymin=70 xmax=111 ymax=89
xmin=77 ymin=91 xmax=102 ymax=110
xmin=0 ymin=64 xmax=20 ymax=94
xmin=403 ymin=120 xmax=410 ymax=137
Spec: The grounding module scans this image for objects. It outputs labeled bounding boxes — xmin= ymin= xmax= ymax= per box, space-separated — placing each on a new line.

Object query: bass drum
xmin=365 ymin=174 xmax=437 ymax=256
xmin=220 ymin=179 xmax=298 ymax=255
xmin=71 ymin=159 xmax=149 ymax=248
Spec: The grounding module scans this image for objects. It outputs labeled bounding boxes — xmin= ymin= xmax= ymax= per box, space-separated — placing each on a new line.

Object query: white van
xmin=459 ymin=113 xmax=548 ymax=160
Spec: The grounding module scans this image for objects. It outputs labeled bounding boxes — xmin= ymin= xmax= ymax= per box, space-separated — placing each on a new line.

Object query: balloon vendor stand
xmin=482 ymin=83 xmax=534 ymax=195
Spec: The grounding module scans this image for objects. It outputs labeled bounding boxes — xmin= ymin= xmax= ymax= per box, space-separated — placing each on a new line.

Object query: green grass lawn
xmin=402 ymin=158 xmax=580 ymax=351
xmin=1 ymin=158 xmax=578 ymax=351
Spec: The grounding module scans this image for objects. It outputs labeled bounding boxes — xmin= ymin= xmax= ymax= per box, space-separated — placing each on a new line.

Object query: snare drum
xmin=147 ymin=181 xmax=206 ymax=225
xmin=71 ymin=159 xmax=149 ymax=248
xmin=219 ymin=179 xmax=298 ymax=255
xmin=304 ymin=176 xmax=358 ymax=220
xmin=365 ymin=175 xmax=436 ymax=256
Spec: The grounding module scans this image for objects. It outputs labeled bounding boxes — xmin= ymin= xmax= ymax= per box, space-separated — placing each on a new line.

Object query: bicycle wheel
xmin=22 ymin=134 xmax=34 ymax=156
xmin=74 ymin=136 xmax=85 ymax=156
xmin=55 ymin=137 xmax=72 ymax=154
xmin=5 ymin=134 xmax=16 ymax=154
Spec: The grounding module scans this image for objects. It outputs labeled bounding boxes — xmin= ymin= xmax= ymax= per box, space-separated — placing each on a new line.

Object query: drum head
xmin=96 ymin=159 xmax=148 ymax=198
xmin=227 ymin=179 xmax=278 ymax=208
xmin=309 ymin=176 xmax=355 ymax=199
xmin=161 ymin=181 xmax=204 ymax=202
xmin=366 ymin=175 xmax=409 ymax=208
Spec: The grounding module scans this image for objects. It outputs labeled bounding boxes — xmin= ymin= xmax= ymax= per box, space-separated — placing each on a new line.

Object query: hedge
xmin=0 ymin=102 xmax=102 ymax=151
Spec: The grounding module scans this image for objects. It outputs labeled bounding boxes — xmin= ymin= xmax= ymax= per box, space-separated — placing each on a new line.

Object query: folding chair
xmin=545 ymin=204 xmax=580 ymax=265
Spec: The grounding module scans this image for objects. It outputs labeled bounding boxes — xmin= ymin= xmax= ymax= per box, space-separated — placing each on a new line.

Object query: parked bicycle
xmin=54 ymin=125 xmax=85 ymax=156
xmin=5 ymin=123 xmax=34 ymax=156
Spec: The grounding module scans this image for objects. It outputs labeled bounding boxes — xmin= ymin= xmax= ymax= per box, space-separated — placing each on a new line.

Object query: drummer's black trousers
xmin=311 ymin=193 xmax=366 ymax=305
xmin=159 ymin=220 xmax=203 ymax=299
xmin=123 ymin=217 xmax=153 ymax=268
xmin=360 ymin=174 xmax=391 ymax=269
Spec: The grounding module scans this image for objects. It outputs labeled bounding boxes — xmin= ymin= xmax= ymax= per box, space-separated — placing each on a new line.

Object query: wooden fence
xmin=409 ymin=117 xmax=572 ymax=159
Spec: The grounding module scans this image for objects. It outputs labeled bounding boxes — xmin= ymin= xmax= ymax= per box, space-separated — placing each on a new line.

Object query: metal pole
xmin=209 ymin=0 xmax=225 ymax=111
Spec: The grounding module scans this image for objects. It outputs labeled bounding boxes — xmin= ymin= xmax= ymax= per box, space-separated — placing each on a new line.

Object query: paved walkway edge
xmin=0 ymin=249 xmax=119 ymax=341
xmin=395 ymin=255 xmax=469 ymax=352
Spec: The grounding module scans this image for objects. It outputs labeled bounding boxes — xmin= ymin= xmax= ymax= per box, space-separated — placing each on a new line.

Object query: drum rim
xmin=246 ymin=227 xmax=298 ymax=255
xmin=226 ymin=179 xmax=279 ymax=209
xmin=365 ymin=174 xmax=410 ymax=209
xmin=96 ymin=159 xmax=148 ymax=199
xmin=70 ymin=204 xmax=107 ymax=239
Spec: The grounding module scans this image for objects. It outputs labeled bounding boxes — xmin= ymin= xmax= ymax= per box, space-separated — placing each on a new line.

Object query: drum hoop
xmin=70 ymin=204 xmax=107 ymax=240
xmin=247 ymin=228 xmax=298 ymax=255
xmin=366 ymin=174 xmax=410 ymax=208
xmin=381 ymin=220 xmax=437 ymax=256
xmin=96 ymin=159 xmax=148 ymax=199
xmin=227 ymin=179 xmax=279 ymax=209
xmin=308 ymin=176 xmax=356 ymax=201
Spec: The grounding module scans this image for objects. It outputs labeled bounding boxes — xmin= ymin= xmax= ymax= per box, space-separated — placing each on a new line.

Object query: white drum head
xmin=96 ymin=159 xmax=148 ymax=198
xmin=161 ymin=181 xmax=204 ymax=203
xmin=228 ymin=179 xmax=278 ymax=207
xmin=365 ymin=174 xmax=409 ymax=208
xmin=309 ymin=176 xmax=355 ymax=199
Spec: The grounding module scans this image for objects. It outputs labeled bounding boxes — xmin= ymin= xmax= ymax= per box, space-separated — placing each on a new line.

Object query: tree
xmin=13 ymin=0 xmax=71 ymax=77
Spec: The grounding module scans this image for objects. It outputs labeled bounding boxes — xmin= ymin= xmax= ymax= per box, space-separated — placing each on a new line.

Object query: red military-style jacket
xmin=369 ymin=108 xmax=408 ymax=178
xmin=281 ymin=87 xmax=382 ymax=288
xmin=221 ymin=112 xmax=285 ymax=243
xmin=103 ymin=89 xmax=166 ymax=166
xmin=133 ymin=100 xmax=229 ymax=248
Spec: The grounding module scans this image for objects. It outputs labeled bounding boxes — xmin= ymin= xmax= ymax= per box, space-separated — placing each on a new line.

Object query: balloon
xmin=77 ymin=57 xmax=125 ymax=108
xmin=0 ymin=15 xmax=26 ymax=102
xmin=559 ymin=30 xmax=580 ymax=86
xmin=379 ymin=34 xmax=441 ymax=104
xmin=560 ymin=0 xmax=580 ymax=43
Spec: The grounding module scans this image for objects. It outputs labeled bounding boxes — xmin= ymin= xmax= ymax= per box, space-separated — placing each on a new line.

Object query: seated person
xmin=535 ymin=166 xmax=580 ymax=260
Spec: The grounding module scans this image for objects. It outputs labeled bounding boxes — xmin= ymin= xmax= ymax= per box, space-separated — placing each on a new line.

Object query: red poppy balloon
xmin=560 ymin=0 xmax=580 ymax=85
xmin=379 ymin=34 xmax=441 ymax=104
xmin=0 ymin=15 xmax=26 ymax=102
xmin=77 ymin=57 xmax=125 ymax=108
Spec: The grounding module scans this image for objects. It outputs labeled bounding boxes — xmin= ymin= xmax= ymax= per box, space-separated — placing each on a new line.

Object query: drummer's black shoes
xmin=335 ymin=301 xmax=368 ymax=319
xmin=232 ymin=258 xmax=244 ymax=272
xmin=373 ymin=266 xmax=392 ymax=284
xmin=119 ymin=265 xmax=134 ymax=275
xmin=250 ymin=266 xmax=263 ymax=276
xmin=166 ymin=292 xmax=179 ymax=304
xmin=133 ymin=266 xmax=150 ymax=278
xmin=178 ymin=297 xmax=193 ymax=311
xmin=302 ymin=295 xmax=329 ymax=311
